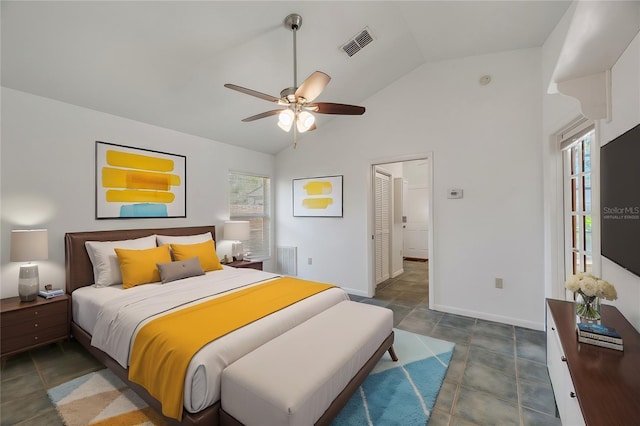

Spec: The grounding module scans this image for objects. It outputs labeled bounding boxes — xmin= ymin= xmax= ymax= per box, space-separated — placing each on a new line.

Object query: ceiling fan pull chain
xmin=293 ymin=125 xmax=298 ymax=149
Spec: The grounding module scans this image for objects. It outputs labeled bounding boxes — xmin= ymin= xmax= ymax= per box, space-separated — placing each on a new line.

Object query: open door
xmin=374 ymin=169 xmax=391 ymax=285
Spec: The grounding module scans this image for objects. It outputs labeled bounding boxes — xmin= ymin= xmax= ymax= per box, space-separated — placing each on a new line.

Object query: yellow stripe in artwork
xmin=106 ymin=189 xmax=175 ymax=203
xmin=302 ymin=197 xmax=333 ymax=209
xmin=106 ymin=149 xmax=175 ymax=172
xmin=102 ymin=167 xmax=180 ymax=191
xmin=303 ymin=181 xmax=333 ymax=195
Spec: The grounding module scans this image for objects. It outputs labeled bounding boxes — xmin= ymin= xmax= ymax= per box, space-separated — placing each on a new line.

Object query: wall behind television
xmin=599 ymin=31 xmax=640 ymax=331
xmin=0 ymin=88 xmax=276 ymax=298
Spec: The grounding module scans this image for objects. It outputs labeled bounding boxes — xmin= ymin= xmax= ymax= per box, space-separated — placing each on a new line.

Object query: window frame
xmin=560 ymin=121 xmax=597 ymax=298
xmin=228 ymin=170 xmax=272 ymax=259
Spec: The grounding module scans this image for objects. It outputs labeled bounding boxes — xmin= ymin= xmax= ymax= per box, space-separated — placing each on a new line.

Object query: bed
xmin=65 ymin=226 xmax=393 ymax=425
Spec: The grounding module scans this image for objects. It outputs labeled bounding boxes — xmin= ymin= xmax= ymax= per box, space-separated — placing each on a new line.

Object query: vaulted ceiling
xmin=1 ymin=1 xmax=572 ymax=154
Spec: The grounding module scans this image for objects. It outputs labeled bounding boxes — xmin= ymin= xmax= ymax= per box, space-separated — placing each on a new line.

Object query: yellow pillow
xmin=170 ymin=239 xmax=222 ymax=272
xmin=115 ymin=245 xmax=172 ymax=289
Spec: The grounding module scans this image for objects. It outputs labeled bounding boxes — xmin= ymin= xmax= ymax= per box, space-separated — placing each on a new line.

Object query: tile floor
xmin=349 ymin=259 xmax=560 ymax=426
xmin=0 ymin=260 xmax=560 ymax=425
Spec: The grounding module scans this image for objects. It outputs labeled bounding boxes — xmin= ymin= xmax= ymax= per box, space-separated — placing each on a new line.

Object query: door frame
xmin=367 ymin=152 xmax=434 ymax=308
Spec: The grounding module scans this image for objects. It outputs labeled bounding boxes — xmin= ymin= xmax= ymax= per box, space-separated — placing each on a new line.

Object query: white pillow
xmin=156 ymin=232 xmax=213 ymax=246
xmin=85 ymin=235 xmax=157 ymax=287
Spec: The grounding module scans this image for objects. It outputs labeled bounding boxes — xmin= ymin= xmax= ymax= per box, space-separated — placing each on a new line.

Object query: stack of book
xmin=38 ymin=288 xmax=65 ymax=299
xmin=577 ymin=322 xmax=624 ymax=351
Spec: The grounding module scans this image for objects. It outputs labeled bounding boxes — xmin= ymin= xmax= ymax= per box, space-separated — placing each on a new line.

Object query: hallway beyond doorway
xmin=375 ymin=259 xmax=428 ymax=306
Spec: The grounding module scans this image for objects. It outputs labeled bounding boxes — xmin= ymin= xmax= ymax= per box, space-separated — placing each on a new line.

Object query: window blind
xmin=228 ymin=172 xmax=271 ymax=258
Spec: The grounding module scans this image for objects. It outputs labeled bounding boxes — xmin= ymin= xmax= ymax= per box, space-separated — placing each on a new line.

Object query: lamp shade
xmin=224 ymin=221 xmax=250 ymax=241
xmin=10 ymin=229 xmax=48 ymax=262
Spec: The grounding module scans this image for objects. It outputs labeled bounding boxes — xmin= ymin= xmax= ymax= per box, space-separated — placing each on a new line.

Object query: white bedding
xmin=72 ymin=266 xmax=349 ymax=413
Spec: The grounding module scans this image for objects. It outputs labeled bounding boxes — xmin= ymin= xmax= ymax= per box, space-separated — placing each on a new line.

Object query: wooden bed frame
xmin=65 ymin=225 xmax=394 ymax=426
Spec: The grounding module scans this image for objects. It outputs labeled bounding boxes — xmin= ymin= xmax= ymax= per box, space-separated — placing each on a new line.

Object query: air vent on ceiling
xmin=341 ymin=27 xmax=374 ymax=57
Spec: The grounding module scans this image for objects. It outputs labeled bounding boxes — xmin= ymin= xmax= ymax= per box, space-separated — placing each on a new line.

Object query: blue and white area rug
xmin=332 ymin=329 xmax=455 ymax=426
xmin=47 ymin=329 xmax=453 ymax=426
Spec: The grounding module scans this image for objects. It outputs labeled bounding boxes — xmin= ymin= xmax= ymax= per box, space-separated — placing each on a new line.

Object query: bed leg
xmin=388 ymin=345 xmax=398 ymax=362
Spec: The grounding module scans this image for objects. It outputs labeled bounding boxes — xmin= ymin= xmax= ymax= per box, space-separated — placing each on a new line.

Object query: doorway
xmin=371 ymin=156 xmax=432 ymax=306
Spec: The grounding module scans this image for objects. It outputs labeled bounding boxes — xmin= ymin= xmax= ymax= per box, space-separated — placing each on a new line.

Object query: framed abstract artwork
xmin=292 ymin=175 xmax=343 ymax=217
xmin=95 ymin=141 xmax=186 ymax=219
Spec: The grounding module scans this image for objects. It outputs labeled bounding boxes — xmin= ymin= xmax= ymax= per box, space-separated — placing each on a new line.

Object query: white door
xmin=374 ymin=170 xmax=391 ymax=284
xmin=403 ymin=183 xmax=429 ymax=259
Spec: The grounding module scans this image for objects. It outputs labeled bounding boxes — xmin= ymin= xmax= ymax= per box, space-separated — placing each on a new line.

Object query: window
xmin=228 ymin=171 xmax=271 ymax=258
xmin=562 ymin=126 xmax=595 ymax=277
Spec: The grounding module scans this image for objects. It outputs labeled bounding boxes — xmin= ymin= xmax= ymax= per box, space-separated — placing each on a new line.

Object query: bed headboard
xmin=64 ymin=225 xmax=216 ymax=294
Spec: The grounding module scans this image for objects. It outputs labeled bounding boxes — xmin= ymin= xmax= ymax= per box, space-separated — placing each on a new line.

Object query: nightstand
xmin=1 ymin=294 xmax=70 ymax=361
xmin=228 ymin=259 xmax=263 ymax=271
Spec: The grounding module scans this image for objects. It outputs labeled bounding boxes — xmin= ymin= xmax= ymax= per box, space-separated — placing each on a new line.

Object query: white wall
xmin=541 ymin=1 xmax=583 ymax=304
xmin=275 ymin=48 xmax=545 ymax=329
xmin=599 ymin=31 xmax=640 ymax=330
xmin=0 ymin=88 xmax=275 ymax=297
xmin=541 ymin=5 xmax=640 ymax=331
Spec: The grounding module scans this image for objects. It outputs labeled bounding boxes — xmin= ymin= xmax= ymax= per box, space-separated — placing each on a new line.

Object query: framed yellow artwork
xmin=95 ymin=141 xmax=186 ymax=219
xmin=292 ymin=175 xmax=343 ymax=217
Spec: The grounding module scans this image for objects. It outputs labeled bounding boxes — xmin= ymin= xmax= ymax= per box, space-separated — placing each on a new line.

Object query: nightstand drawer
xmin=1 ymin=294 xmax=70 ymax=358
xmin=1 ymin=314 xmax=67 ymax=340
xmin=1 ymin=324 xmax=68 ymax=354
xmin=1 ymin=300 xmax=67 ymax=327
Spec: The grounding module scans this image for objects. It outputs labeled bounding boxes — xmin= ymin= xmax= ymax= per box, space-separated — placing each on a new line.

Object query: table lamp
xmin=10 ymin=229 xmax=48 ymax=302
xmin=224 ymin=221 xmax=250 ymax=261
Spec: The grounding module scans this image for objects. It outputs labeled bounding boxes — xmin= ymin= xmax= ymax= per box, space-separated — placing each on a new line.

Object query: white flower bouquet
xmin=565 ymin=273 xmax=617 ymax=300
xmin=565 ymin=272 xmax=617 ymax=321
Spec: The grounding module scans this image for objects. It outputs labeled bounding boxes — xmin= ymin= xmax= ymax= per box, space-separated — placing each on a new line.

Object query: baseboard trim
xmin=391 ymin=268 xmax=404 ymax=278
xmin=431 ymin=303 xmax=544 ymax=331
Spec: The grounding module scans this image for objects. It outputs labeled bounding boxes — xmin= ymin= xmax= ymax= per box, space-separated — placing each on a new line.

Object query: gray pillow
xmin=157 ymin=257 xmax=205 ymax=283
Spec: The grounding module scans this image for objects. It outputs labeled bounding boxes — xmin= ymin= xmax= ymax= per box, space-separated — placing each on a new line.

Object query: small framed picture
xmin=292 ymin=175 xmax=343 ymax=217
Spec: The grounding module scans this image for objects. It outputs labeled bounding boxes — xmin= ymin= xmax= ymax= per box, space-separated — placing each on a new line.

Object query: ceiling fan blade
xmin=295 ymin=71 xmax=330 ymax=103
xmin=309 ymin=102 xmax=365 ymax=115
xmin=241 ymin=109 xmax=283 ymax=122
xmin=224 ymin=84 xmax=281 ymax=103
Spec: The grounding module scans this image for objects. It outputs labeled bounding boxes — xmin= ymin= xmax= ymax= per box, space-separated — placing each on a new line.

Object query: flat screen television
xmin=600 ymin=122 xmax=640 ymax=277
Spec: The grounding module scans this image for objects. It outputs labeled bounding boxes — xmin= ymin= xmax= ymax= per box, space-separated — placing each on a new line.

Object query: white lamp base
xmin=18 ymin=264 xmax=39 ymax=302
xmin=232 ymin=242 xmax=244 ymax=261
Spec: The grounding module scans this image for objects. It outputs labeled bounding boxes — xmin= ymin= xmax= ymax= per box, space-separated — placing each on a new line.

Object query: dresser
xmin=1 ymin=294 xmax=70 ymax=359
xmin=546 ymin=299 xmax=640 ymax=425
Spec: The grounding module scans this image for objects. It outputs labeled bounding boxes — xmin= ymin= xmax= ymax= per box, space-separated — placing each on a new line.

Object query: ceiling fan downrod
xmin=284 ymin=13 xmax=302 ymax=91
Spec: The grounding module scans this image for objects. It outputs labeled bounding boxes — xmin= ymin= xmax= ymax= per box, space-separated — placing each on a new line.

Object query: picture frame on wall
xmin=95 ymin=141 xmax=186 ymax=219
xmin=292 ymin=175 xmax=343 ymax=217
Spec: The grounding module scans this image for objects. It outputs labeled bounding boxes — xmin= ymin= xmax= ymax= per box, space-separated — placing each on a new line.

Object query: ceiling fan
xmin=224 ymin=13 xmax=366 ymax=148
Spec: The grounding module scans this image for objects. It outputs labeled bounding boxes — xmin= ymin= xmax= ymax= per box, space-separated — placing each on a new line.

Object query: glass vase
xmin=575 ymin=292 xmax=601 ymax=323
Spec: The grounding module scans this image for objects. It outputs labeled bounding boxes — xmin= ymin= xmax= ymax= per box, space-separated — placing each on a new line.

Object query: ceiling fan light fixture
xmin=278 ymin=109 xmax=294 ymax=132
xmin=297 ymin=111 xmax=315 ymax=133
xmin=225 ymin=13 xmax=365 ymax=147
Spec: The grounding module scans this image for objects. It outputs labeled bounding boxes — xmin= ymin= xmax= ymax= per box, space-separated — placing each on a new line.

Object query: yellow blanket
xmin=128 ymin=277 xmax=335 ymax=420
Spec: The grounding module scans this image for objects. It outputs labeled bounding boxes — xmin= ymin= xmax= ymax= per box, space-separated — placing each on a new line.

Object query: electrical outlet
xmin=308 ymin=257 xmax=312 ymax=265
xmin=495 ymin=278 xmax=503 ymax=289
